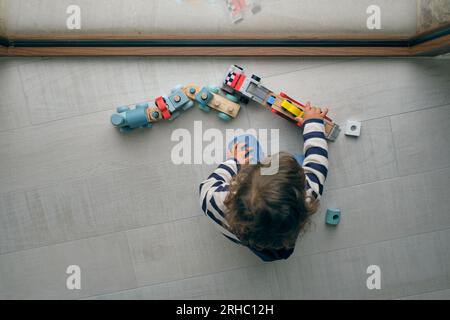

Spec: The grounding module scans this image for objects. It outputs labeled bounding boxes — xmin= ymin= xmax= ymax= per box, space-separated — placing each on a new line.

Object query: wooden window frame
xmin=0 ymin=24 xmax=449 ymax=57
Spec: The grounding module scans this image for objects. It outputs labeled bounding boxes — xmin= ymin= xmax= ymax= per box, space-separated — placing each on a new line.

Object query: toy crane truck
xmin=221 ymin=65 xmax=341 ymax=141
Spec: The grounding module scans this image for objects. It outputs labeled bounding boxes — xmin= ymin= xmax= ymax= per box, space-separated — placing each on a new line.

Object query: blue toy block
xmin=195 ymin=87 xmax=213 ymax=105
xmin=267 ymin=95 xmax=276 ymax=106
xmin=227 ymin=134 xmax=265 ymax=164
xmin=111 ymin=103 xmax=150 ymax=132
xmin=293 ymin=153 xmax=304 ymax=165
xmin=326 ymin=208 xmax=341 ymax=225
xmin=165 ymin=90 xmax=193 ymax=114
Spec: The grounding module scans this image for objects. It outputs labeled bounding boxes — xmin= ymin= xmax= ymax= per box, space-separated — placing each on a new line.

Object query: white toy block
xmin=344 ymin=120 xmax=361 ymax=137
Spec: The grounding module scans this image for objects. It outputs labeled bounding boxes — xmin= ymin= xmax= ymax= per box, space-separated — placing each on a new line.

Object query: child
xmin=199 ymin=103 xmax=329 ymax=261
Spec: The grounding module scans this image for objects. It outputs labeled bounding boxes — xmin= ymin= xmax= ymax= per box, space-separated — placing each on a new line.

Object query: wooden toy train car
xmin=183 ymin=84 xmax=240 ymax=121
xmin=221 ymin=65 xmax=341 ymax=141
xmin=110 ymin=85 xmax=194 ymax=133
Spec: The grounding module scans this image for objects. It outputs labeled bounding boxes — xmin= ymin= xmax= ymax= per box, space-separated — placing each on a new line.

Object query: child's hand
xmin=227 ymin=143 xmax=253 ymax=165
xmin=295 ymin=101 xmax=329 ymax=126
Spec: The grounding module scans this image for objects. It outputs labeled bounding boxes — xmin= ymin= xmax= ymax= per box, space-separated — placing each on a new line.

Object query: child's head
xmin=224 ymin=152 xmax=317 ymax=251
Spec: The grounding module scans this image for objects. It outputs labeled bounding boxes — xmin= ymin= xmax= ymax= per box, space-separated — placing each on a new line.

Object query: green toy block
xmin=326 ymin=208 xmax=341 ymax=225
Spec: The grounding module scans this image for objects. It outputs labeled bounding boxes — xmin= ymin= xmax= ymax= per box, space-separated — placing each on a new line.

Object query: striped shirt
xmin=198 ymin=118 xmax=329 ymax=250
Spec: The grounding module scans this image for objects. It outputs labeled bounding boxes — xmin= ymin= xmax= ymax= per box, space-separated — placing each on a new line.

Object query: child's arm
xmin=296 ymin=103 xmax=329 ymax=200
xmin=198 ymin=144 xmax=251 ymax=243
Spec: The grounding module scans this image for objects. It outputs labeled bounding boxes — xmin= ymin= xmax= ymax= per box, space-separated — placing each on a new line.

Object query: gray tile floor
xmin=0 ymin=57 xmax=449 ymax=299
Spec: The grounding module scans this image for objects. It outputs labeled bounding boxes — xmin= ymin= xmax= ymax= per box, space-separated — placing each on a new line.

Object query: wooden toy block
xmin=165 ymin=87 xmax=195 ymax=114
xmin=326 ymin=208 xmax=341 ymax=225
xmin=146 ymin=106 xmax=163 ymax=123
xmin=280 ymin=99 xmax=304 ymax=118
xmin=344 ymin=120 xmax=362 ymax=137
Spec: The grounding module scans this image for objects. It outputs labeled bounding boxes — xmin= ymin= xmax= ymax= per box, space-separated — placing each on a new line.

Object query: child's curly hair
xmin=224 ymin=152 xmax=318 ymax=251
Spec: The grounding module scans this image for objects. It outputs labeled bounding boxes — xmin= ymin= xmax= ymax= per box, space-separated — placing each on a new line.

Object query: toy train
xmin=111 ymin=65 xmax=341 ymax=141
xmin=110 ymin=84 xmax=241 ymax=133
xmin=221 ymin=65 xmax=341 ymax=141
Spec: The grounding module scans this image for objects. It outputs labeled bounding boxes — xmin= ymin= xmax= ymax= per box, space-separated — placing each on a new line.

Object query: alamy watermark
xmin=366 ymin=5 xmax=381 ymax=30
xmin=66 ymin=265 xmax=81 ymax=290
xmin=66 ymin=5 xmax=81 ymax=30
xmin=170 ymin=121 xmax=280 ymax=175
xmin=366 ymin=265 xmax=381 ymax=290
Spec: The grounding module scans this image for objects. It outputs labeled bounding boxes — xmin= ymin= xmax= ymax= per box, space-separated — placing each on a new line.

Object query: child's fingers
xmin=321 ymin=108 xmax=329 ymax=117
xmin=228 ymin=143 xmax=240 ymax=158
xmin=238 ymin=143 xmax=251 ymax=153
xmin=231 ymin=143 xmax=245 ymax=153
xmin=295 ymin=117 xmax=304 ymax=127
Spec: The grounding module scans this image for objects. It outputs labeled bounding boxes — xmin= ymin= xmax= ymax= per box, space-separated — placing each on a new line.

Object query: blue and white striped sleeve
xmin=199 ymin=158 xmax=242 ymax=244
xmin=302 ymin=119 xmax=329 ymax=200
